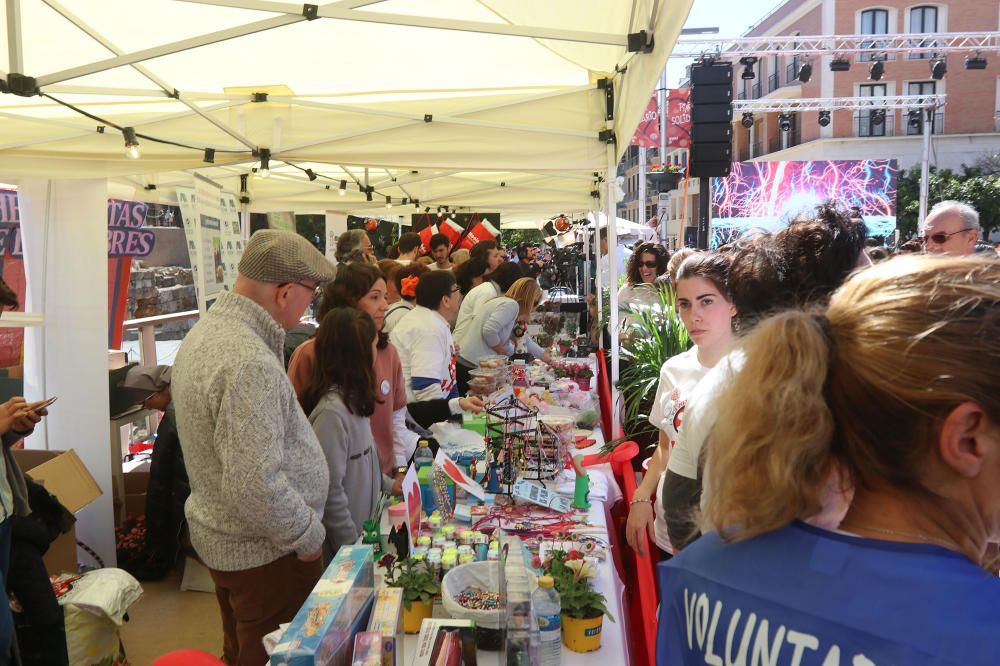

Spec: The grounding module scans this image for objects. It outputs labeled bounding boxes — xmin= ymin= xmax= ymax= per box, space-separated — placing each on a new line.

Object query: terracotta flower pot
xmin=562 ymin=613 xmax=603 ymax=652
xmin=402 ymin=598 xmax=434 ymax=634
xmin=576 ymin=377 xmax=591 ymax=391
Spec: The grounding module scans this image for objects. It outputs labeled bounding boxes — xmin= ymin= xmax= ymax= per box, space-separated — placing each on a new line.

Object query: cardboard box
xmin=271 ymin=544 xmax=376 ymax=666
xmin=112 ymin=463 xmax=150 ymax=523
xmin=13 ymin=449 xmax=103 ymax=575
xmin=367 ymin=587 xmax=403 ymax=666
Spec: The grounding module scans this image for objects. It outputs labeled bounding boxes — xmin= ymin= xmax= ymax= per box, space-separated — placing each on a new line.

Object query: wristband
xmin=629 ymin=497 xmax=653 ymax=506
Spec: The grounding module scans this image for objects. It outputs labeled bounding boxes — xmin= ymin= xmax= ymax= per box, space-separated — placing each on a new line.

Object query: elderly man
xmin=172 ymin=230 xmax=336 ymax=666
xmin=334 ymin=229 xmax=375 ymax=265
xmin=921 ymin=200 xmax=980 ymax=255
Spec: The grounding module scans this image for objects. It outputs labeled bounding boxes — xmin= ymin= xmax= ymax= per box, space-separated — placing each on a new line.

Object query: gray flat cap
xmin=124 ymin=364 xmax=172 ymax=392
xmin=238 ymin=229 xmax=336 ymax=284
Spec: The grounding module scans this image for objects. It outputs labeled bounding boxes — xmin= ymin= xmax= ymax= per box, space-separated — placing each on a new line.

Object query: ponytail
xmin=701 ymin=310 xmax=838 ymax=542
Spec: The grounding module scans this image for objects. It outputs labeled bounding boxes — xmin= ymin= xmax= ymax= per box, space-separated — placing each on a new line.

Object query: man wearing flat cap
xmin=171 ymin=230 xmax=336 ymax=666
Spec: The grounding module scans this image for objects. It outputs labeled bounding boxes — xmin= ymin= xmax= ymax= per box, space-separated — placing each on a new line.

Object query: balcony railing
xmin=767 ymin=73 xmax=779 ymax=93
xmin=904 ymin=111 xmax=944 ymax=136
xmin=751 ymin=82 xmax=761 ymax=99
xmin=855 ymin=112 xmax=895 ymax=138
xmin=785 ymin=61 xmax=800 ymax=84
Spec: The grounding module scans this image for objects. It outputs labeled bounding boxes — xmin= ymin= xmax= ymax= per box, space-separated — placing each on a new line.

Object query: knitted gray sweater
xmin=171 ymin=291 xmax=329 ymax=571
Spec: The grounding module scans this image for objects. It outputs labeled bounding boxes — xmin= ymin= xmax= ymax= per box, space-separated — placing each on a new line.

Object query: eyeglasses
xmin=285 ymin=281 xmax=322 ymax=299
xmin=919 ymin=228 xmax=974 ymax=245
xmin=639 ymin=261 xmax=659 ymax=269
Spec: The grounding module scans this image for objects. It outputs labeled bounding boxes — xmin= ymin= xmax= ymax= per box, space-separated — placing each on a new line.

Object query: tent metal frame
xmin=672 ymin=31 xmax=1000 ymax=58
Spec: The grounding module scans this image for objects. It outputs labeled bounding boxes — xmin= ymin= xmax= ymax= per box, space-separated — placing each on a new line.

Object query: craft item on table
xmin=512 ymin=478 xmax=573 ymax=513
xmin=477 ymin=541 xmax=489 ymax=561
xmin=387 ymin=501 xmax=407 ymax=530
xmin=459 ymin=530 xmax=477 ymax=546
xmin=434 ymin=449 xmax=486 ymax=500
xmin=367 ymin=587 xmax=404 ymax=666
xmin=410 ymin=547 xmax=428 ymax=561
xmin=271 ymin=544 xmax=375 ymax=666
xmin=411 ymin=619 xmax=477 ymax=666
xmin=571 ymin=454 xmax=591 ymax=510
xmin=416 ymin=535 xmax=432 ymax=549
xmin=352 ymin=631 xmax=383 ymax=666
xmin=419 ymin=465 xmax=455 ymax=514
xmin=431 ymin=467 xmax=456 ymax=519
xmin=442 ymin=548 xmax=458 ymax=578
xmin=401 ymin=464 xmax=421 ymax=549
xmin=428 ymin=511 xmax=443 ymax=533
xmin=386 ymin=524 xmax=409 ymax=558
xmin=574 ymin=435 xmax=596 ymax=449
xmin=363 ymin=494 xmax=387 ymax=553
xmin=453 ymin=503 xmax=473 ymax=523
xmin=483 ymin=394 xmax=567 ymax=494
xmin=487 ymin=540 xmax=499 ymax=561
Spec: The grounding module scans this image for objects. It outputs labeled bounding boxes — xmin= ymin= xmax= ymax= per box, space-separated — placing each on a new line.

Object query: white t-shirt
xmin=453 ymin=281 xmax=499 ymax=340
xmin=665 ymin=350 xmax=743 ymax=482
xmin=647 ymin=347 xmax=710 ymax=552
xmin=389 ymin=305 xmax=457 ymax=402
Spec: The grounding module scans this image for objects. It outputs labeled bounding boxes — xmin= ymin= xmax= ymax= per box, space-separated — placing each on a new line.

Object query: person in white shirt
xmin=429 ymin=233 xmax=454 ymax=271
xmin=452 ymin=262 xmax=523 ymax=342
xmin=390 ymin=270 xmax=463 ymax=401
xmin=617 ymin=242 xmax=670 ymax=337
xmin=454 ymin=278 xmax=550 ymax=390
xmin=395 ymin=232 xmax=423 ymax=266
xmin=625 ymin=253 xmax=736 ymax=559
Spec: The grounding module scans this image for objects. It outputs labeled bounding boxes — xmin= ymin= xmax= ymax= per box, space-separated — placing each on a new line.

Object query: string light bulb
xmin=123 ymin=127 xmax=141 ymax=159
xmin=339 ymin=180 xmax=347 ymax=196
xmin=386 ymin=196 xmax=393 ymax=209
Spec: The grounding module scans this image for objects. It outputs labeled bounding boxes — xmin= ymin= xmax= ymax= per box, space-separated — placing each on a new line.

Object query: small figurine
xmin=571 ymin=454 xmax=591 ymax=510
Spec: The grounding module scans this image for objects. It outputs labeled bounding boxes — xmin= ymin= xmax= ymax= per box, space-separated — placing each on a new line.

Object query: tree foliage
xmin=896 ymin=155 xmax=1000 ymax=240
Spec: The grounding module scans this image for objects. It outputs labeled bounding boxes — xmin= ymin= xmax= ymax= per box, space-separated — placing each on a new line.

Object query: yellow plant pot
xmin=402 ymin=598 xmax=434 ymax=634
xmin=562 ymin=613 xmax=603 ymax=652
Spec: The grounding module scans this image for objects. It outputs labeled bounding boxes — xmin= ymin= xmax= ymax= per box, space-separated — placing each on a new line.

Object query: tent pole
xmin=605 ymin=141 xmax=621 ymax=437
xmin=918 ymin=106 xmax=932 ymax=227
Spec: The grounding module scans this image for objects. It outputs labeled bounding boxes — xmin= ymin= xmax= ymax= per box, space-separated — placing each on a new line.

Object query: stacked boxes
xmin=366 ymin=587 xmax=403 ymax=666
xmin=270 ymin=545 xmax=375 ymax=666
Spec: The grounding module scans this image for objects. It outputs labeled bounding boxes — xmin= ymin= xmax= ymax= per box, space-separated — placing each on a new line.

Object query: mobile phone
xmin=34 ymin=396 xmax=58 ymax=408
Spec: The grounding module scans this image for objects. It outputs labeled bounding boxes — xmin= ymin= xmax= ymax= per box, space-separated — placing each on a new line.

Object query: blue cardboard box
xmin=270 ymin=544 xmax=375 ymax=666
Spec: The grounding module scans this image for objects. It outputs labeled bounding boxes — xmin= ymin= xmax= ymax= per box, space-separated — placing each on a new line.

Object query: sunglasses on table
xmin=919 ymin=228 xmax=974 ymax=245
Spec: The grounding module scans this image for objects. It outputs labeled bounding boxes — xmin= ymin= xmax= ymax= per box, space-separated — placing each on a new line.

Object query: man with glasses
xmin=171 ymin=230 xmax=336 ymax=666
xmin=920 ymin=201 xmax=981 ymax=256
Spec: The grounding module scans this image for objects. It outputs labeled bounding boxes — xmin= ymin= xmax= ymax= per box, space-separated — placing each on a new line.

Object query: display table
xmin=393 ymin=429 xmax=629 ymax=666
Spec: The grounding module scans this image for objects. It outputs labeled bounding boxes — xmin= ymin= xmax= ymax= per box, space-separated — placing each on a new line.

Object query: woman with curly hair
xmin=618 ymin=242 xmax=670 ymax=335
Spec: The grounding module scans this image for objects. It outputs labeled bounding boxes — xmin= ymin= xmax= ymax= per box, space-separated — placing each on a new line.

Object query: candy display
xmin=457 ymin=586 xmax=501 ymax=611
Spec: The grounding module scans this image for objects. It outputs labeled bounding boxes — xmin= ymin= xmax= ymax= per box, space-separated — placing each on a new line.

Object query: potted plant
xmin=557 ymin=337 xmax=574 ymax=355
xmin=380 ymin=554 xmax=441 ymax=633
xmin=543 ymin=550 xmax=613 ymax=652
xmin=574 ymin=366 xmax=594 ymax=391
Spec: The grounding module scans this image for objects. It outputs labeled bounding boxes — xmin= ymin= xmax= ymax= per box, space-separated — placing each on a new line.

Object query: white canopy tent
xmin=1 ymin=0 xmax=692 ymax=566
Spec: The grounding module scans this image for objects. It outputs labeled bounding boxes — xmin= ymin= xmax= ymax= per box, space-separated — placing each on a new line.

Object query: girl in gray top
xmin=303 ymin=308 xmax=391 ymax=561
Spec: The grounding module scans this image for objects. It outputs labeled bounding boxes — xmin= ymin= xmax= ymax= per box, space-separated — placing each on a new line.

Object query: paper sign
xmin=434 ymin=450 xmax=486 ymax=500
xmin=401 ymin=464 xmax=421 ymax=548
xmin=512 ymin=479 xmax=573 ymax=513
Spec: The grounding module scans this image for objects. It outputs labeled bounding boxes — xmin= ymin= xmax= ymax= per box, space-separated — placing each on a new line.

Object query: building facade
xmin=649 ymin=0 xmax=1000 ymax=249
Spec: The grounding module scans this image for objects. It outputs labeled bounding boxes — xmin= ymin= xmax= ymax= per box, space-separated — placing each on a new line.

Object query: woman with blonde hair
xmin=657 ymin=255 xmax=1000 ymax=665
xmin=454 ymin=277 xmax=549 ymax=390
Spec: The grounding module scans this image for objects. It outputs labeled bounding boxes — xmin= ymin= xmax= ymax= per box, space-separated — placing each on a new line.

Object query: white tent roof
xmin=1 ymin=0 xmax=692 ymax=215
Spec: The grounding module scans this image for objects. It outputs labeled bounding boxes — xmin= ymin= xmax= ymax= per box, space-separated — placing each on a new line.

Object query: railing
xmin=785 ymin=61 xmax=800 ymax=84
xmin=767 ymin=73 xmax=779 ymax=93
xmin=751 ymin=82 xmax=761 ymax=99
xmin=123 ymin=310 xmax=200 ymax=365
xmin=854 ymin=112 xmax=895 ymax=137
xmin=904 ymin=111 xmax=945 ymax=136
xmin=737 ymin=91 xmax=746 ymax=100
xmin=750 ymin=141 xmax=763 ymax=158
xmin=906 ymin=37 xmax=939 ymax=59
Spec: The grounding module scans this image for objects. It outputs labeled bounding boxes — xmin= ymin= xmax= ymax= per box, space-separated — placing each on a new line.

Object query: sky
xmin=665 ymin=0 xmax=785 ymax=88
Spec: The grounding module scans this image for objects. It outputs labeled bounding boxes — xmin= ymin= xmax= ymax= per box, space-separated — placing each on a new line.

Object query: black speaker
xmin=689 ymin=61 xmax=733 ymax=178
xmin=683 ymin=226 xmax=699 ymax=247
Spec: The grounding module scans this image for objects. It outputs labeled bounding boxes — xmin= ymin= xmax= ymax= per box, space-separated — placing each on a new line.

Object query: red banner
xmin=666 ymin=87 xmax=692 ymax=149
xmin=629 ymin=96 xmax=660 ymax=148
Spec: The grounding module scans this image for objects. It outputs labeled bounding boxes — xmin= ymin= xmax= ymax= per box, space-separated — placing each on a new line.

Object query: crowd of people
xmin=615 ymin=199 xmax=999 ymax=664
xmin=2 ymin=199 xmax=997 ymax=665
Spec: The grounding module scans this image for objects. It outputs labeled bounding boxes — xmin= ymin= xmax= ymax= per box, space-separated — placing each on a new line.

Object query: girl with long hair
xmin=303 ymin=308 xmax=383 ymax=559
xmin=618 ymin=242 xmax=670 ymax=336
xmin=625 ymin=253 xmax=736 ymax=558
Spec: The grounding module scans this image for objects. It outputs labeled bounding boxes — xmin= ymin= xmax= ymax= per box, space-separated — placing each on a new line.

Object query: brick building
xmin=647 ymin=0 xmax=1000 ymax=249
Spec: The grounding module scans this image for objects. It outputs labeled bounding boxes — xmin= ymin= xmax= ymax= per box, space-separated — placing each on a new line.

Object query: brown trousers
xmin=209 ymin=554 xmax=323 ymax=666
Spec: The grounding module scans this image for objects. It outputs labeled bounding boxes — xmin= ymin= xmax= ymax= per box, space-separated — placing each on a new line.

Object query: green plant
xmin=544 ymin=551 xmax=614 ymax=621
xmin=381 ymin=554 xmax=441 ymax=610
xmin=617 ymin=283 xmax=691 ymax=443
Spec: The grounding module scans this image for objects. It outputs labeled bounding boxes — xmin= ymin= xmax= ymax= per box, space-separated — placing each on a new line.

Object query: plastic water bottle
xmin=413 ymin=439 xmax=434 ymax=469
xmin=532 ymin=575 xmax=562 ymax=666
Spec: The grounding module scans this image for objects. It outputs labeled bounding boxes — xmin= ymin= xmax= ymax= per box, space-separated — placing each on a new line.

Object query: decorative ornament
xmin=364 ymin=218 xmax=379 ymax=232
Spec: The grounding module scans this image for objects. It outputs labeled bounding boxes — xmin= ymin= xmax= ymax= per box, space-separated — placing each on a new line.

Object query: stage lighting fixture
xmin=868 ymin=59 xmax=884 ymax=81
xmin=386 ymin=196 xmax=392 ymax=209
xmin=908 ymin=109 xmax=922 ymax=129
xmin=339 ymin=180 xmax=347 ymax=196
xmin=871 ymin=109 xmax=886 ymax=126
xmin=778 ymin=113 xmax=792 ymax=132
xmin=830 ymin=57 xmax=850 ymax=72
xmin=930 ymin=58 xmax=946 ymax=80
xmin=817 ymin=110 xmax=831 ymax=127
xmin=123 ymin=127 xmax=141 ymax=159
xmin=257 ymin=148 xmax=270 ymax=177
xmin=741 ymin=112 xmax=754 ymax=129
xmin=797 ymin=62 xmax=812 ymax=83
xmin=305 ymin=168 xmax=317 ymax=181
xmin=965 ymin=54 xmax=987 ymax=70
xmin=739 ymin=57 xmax=758 ymax=80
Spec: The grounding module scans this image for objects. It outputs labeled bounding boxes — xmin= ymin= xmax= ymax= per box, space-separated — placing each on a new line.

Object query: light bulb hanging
xmin=123 ymin=127 xmax=141 ymax=159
